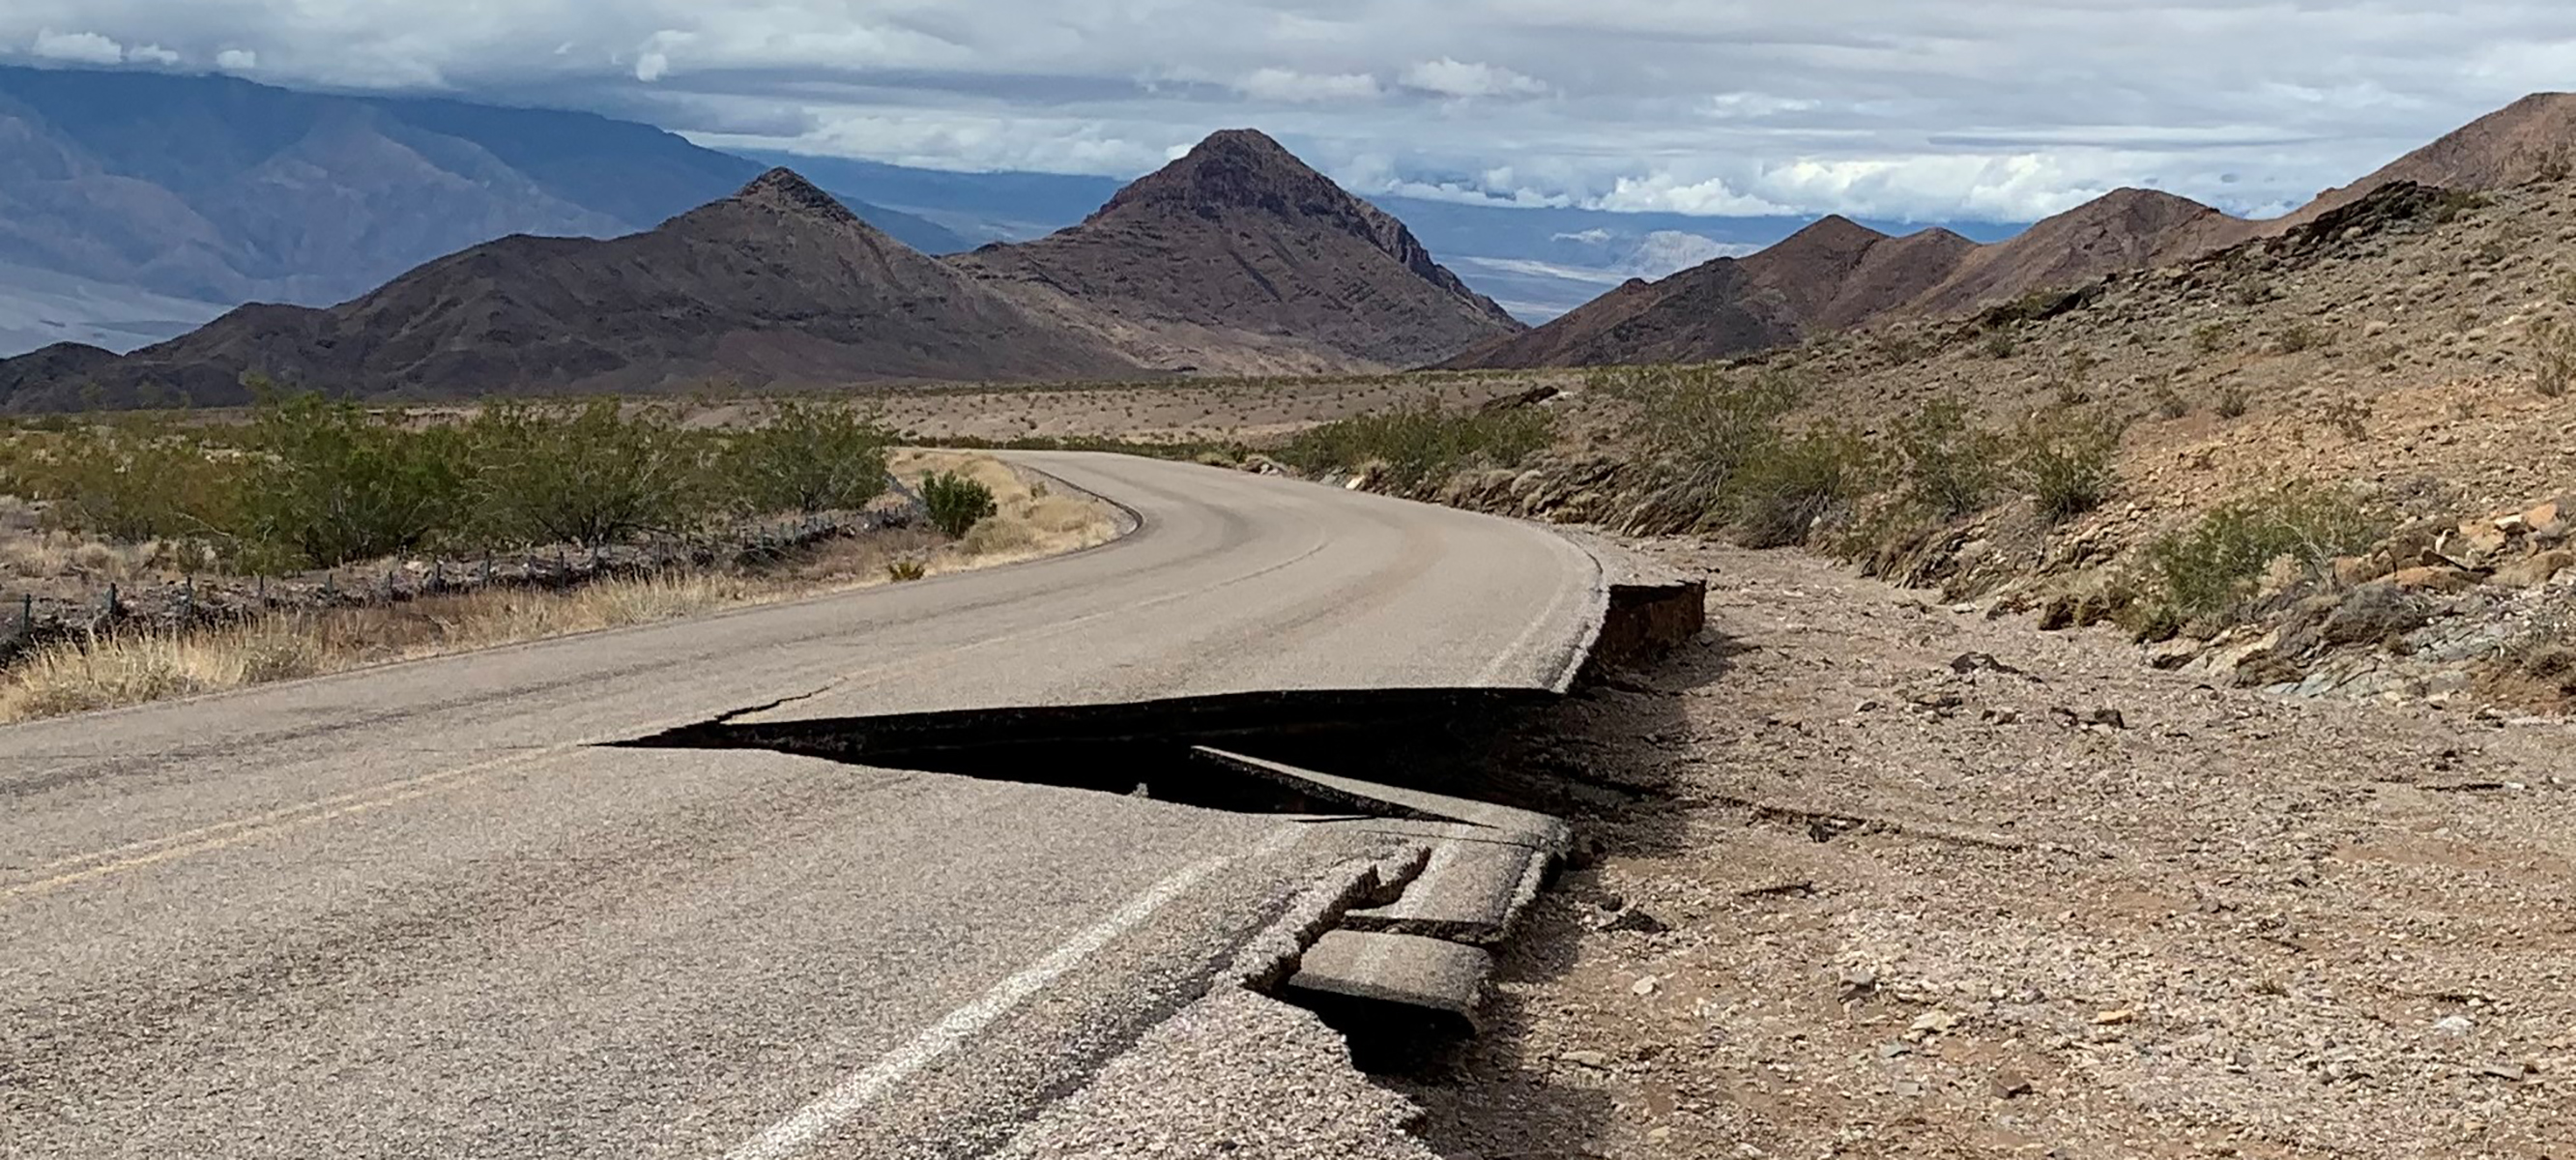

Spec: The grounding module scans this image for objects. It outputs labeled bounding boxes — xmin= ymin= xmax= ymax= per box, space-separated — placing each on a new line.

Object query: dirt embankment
xmin=1395 ymin=536 xmax=2573 ymax=1160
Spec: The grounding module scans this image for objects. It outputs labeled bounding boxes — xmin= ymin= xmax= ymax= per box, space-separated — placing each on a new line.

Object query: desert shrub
xmin=2275 ymin=323 xmax=2317 ymax=354
xmin=2192 ymin=323 xmax=2235 ymax=354
xmin=1277 ymin=401 xmax=1552 ymax=490
xmin=720 ymin=400 xmax=893 ymax=514
xmin=2317 ymin=397 xmax=2372 ymax=440
xmin=233 ymin=393 xmax=469 ymax=568
xmin=2153 ymin=384 xmax=2190 ymax=420
xmin=2012 ymin=410 xmax=2122 ymax=524
xmin=1726 ymin=423 xmax=1879 ymax=548
xmin=2215 ymin=383 xmax=2251 ymax=419
xmin=2143 ymin=482 xmax=2388 ymax=620
xmin=885 ymin=558 xmax=928 ymax=582
xmin=1888 ymin=398 xmax=2007 ymax=520
xmin=465 ymin=399 xmax=708 ymax=546
xmin=1982 ymin=332 xmax=2019 ymax=360
xmin=1599 ymin=366 xmax=1801 ymax=532
xmin=14 ymin=421 xmax=240 ymax=543
xmin=2533 ymin=319 xmax=2576 ymax=397
xmin=921 ymin=470 xmax=998 ymax=538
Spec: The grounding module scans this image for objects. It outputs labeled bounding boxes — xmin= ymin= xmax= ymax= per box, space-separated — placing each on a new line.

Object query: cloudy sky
xmin=4 ymin=1 xmax=2571 ymax=223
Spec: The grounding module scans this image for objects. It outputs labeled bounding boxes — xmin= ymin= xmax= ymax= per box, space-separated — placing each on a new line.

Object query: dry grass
xmin=0 ymin=451 xmax=1118 ymax=724
xmin=890 ymin=450 xmax=1124 ymax=571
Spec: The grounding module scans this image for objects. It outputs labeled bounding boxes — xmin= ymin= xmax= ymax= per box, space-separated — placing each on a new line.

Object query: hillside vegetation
xmin=1287 ymin=170 xmax=2576 ymax=711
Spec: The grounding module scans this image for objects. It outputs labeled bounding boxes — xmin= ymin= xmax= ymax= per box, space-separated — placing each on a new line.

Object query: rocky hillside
xmin=0 ymin=170 xmax=1143 ymax=409
xmin=951 ymin=130 xmax=1523 ymax=373
xmin=1454 ymin=93 xmax=2576 ymax=370
xmin=1451 ymin=216 xmax=1978 ymax=369
xmin=1432 ymin=168 xmax=2576 ymax=714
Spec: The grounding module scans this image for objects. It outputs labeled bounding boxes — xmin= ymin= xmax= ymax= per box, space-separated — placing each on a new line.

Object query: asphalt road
xmin=0 ymin=452 xmax=1605 ymax=1158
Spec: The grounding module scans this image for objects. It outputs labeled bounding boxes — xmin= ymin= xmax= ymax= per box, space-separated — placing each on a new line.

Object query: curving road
xmin=0 ymin=452 xmax=1604 ymax=1158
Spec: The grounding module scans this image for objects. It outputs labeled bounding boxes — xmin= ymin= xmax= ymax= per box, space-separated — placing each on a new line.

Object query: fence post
xmin=180 ymin=575 xmax=194 ymax=624
xmin=16 ymin=593 xmax=30 ymax=642
xmin=103 ymin=582 xmax=119 ymax=620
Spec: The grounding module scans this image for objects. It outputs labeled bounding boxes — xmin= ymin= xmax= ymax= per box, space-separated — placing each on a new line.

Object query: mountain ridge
xmin=947 ymin=129 xmax=1521 ymax=374
xmin=1454 ymin=95 xmax=2576 ymax=369
xmin=0 ymin=169 xmax=1146 ymax=410
xmin=1 ymin=133 xmax=1533 ymax=407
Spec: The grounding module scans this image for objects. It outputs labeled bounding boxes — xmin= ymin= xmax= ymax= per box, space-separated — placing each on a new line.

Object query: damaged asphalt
xmin=0 ymin=451 xmax=1703 ymax=1157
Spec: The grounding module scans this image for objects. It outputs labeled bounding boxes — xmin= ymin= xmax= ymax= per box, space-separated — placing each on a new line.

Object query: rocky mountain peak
xmin=1097 ymin=128 xmax=1349 ymax=220
xmin=731 ymin=167 xmax=862 ymax=226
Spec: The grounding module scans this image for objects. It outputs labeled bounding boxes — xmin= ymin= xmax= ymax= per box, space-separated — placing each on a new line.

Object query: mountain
xmin=0 ymin=171 xmax=1143 ymax=411
xmin=2283 ymin=91 xmax=2576 ymax=227
xmin=2 ymin=130 xmax=1550 ymax=407
xmin=739 ymin=144 xmax=2026 ymax=322
xmin=949 ymin=130 xmax=1523 ymax=373
xmin=1456 ymin=216 xmax=1982 ymax=369
xmin=0 ymin=65 xmax=963 ymax=354
xmin=1454 ymin=94 xmax=2576 ymax=370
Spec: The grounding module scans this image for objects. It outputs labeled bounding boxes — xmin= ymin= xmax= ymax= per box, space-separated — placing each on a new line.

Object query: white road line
xmin=719 ymin=826 xmax=1305 ymax=1160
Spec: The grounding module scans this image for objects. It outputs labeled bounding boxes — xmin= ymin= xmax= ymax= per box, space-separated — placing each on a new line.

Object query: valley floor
xmin=1408 ymin=536 xmax=2572 ymax=1159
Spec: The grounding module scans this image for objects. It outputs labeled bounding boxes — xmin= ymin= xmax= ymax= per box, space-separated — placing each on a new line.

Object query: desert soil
xmin=1399 ymin=534 xmax=2572 ymax=1160
xmin=850 ymin=374 xmax=1545 ymax=445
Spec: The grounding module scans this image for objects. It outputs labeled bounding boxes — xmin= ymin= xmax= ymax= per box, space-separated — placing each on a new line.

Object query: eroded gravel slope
xmin=1405 ymin=536 xmax=2574 ymax=1159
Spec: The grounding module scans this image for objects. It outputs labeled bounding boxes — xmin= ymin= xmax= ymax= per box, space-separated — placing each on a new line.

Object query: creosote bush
xmin=1726 ymin=422 xmax=1878 ymax=548
xmin=719 ymin=400 xmax=894 ymax=514
xmin=237 ymin=392 xmax=468 ymax=568
xmin=2012 ymin=409 xmax=2122 ymax=524
xmin=1887 ymin=398 xmax=2007 ymax=521
xmin=921 ymin=470 xmax=998 ymax=538
xmin=1276 ymin=400 xmax=1553 ymax=491
xmin=2142 ymin=482 xmax=2388 ymax=623
xmin=467 ymin=399 xmax=705 ymax=547
xmin=7 ymin=392 xmax=905 ymax=570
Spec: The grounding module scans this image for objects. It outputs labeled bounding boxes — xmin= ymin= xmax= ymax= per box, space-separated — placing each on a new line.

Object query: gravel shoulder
xmin=1403 ymin=535 xmax=2574 ymax=1159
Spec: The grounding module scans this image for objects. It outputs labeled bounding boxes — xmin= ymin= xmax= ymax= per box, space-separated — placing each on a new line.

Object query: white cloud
xmin=1703 ymin=92 xmax=1821 ymax=120
xmin=1235 ymin=68 xmax=1381 ymax=103
xmin=2 ymin=1 xmax=2574 ymax=223
xmin=31 ymin=30 xmax=124 ymax=65
xmin=1399 ymin=58 xmax=1548 ymax=99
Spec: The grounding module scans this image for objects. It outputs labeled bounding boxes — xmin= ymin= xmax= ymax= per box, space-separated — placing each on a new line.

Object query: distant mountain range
xmin=1448 ymin=93 xmax=2576 ymax=370
xmin=0 ymin=132 xmax=1521 ymax=409
xmin=0 ymin=62 xmax=2558 ymax=406
xmin=0 ymin=64 xmax=2016 ymax=357
xmin=0 ymin=65 xmax=971 ymax=355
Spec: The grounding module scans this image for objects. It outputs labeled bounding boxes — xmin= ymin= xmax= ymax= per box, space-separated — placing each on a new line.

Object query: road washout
xmin=599 ymin=557 xmax=1709 ymax=1157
